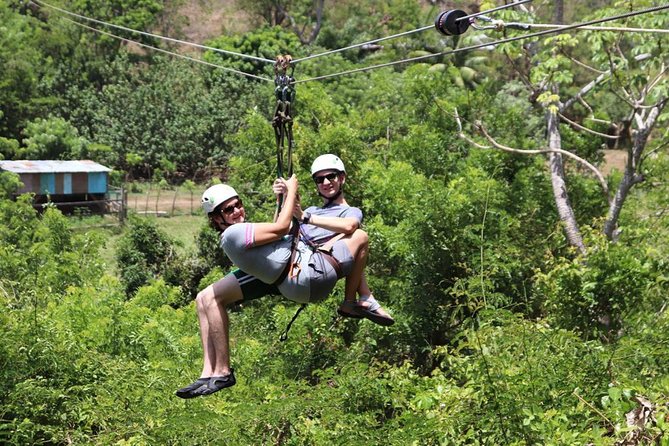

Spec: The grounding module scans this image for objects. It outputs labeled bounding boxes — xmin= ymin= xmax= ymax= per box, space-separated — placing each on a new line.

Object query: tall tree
xmin=460 ymin=3 xmax=669 ymax=253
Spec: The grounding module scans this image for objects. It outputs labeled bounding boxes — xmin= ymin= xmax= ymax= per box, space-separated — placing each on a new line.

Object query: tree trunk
xmin=553 ymin=0 xmax=564 ymax=25
xmin=547 ymin=109 xmax=587 ymax=255
xmin=603 ymin=100 xmax=667 ymax=239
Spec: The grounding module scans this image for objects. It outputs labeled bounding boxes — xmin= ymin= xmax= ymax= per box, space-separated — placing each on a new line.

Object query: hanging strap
xmin=279 ymin=303 xmax=307 ymax=342
xmin=272 ymin=55 xmax=295 ymax=213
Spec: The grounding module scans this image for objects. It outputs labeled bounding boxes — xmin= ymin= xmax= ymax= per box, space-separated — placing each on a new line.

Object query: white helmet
xmin=201 ymin=184 xmax=238 ymax=214
xmin=310 ymin=154 xmax=346 ymax=177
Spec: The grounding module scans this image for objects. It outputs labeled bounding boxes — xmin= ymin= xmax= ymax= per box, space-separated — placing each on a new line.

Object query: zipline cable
xmin=291 ymin=25 xmax=433 ymax=64
xmin=61 ymin=17 xmax=273 ymax=82
xmin=292 ymin=0 xmax=532 ymax=64
xmin=30 ymin=0 xmax=276 ymax=65
xmin=496 ymin=22 xmax=669 ymax=34
xmin=455 ymin=0 xmax=532 ymax=22
xmin=295 ymin=3 xmax=669 ymax=84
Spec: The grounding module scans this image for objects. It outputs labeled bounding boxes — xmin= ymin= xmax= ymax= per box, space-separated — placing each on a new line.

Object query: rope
xmin=507 ymin=22 xmax=669 ymax=34
xmin=31 ymin=0 xmax=276 ymax=65
xmin=292 ymin=0 xmax=532 ymax=64
xmin=292 ymin=26 xmax=433 ymax=64
xmin=60 ymin=17 xmax=273 ymax=82
xmin=279 ymin=304 xmax=307 ymax=342
xmin=455 ymin=0 xmax=533 ymax=23
xmin=295 ymin=3 xmax=669 ymax=84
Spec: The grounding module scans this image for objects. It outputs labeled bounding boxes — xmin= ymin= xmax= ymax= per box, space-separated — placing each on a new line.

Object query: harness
xmin=270 ymin=57 xmax=347 ymax=340
xmin=271 ymin=54 xmax=301 ymax=287
xmin=270 ymin=55 xmax=306 ymax=341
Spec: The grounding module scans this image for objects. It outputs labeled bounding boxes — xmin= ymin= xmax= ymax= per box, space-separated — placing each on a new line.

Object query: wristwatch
xmin=302 ymin=212 xmax=311 ymax=224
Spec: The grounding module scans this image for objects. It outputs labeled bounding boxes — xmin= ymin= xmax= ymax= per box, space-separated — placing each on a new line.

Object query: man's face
xmin=313 ymin=169 xmax=343 ymax=198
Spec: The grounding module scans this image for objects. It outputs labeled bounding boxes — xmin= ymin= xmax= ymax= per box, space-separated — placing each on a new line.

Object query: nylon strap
xmin=272 ymin=55 xmax=295 ymax=214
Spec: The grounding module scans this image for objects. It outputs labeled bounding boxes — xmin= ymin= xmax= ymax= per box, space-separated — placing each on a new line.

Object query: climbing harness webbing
xmin=301 ymin=230 xmax=346 ymax=280
xmin=272 ymin=222 xmax=301 ymax=287
xmin=272 ymin=55 xmax=295 ymax=209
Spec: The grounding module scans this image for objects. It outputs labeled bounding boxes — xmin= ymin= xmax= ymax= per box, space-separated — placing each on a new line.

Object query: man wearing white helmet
xmin=274 ymin=153 xmax=393 ymax=326
xmin=176 ymin=171 xmax=386 ymax=398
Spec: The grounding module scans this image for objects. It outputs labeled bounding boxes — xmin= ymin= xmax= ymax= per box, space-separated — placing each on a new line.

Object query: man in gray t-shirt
xmin=283 ymin=154 xmax=394 ymax=326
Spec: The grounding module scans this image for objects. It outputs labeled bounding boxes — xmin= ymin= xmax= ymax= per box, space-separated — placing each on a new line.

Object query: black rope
xmin=279 ymin=304 xmax=307 ymax=342
xmin=272 ymin=55 xmax=296 ymax=212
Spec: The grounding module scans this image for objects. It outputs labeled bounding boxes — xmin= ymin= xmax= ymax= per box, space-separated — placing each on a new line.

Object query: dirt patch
xmin=127 ymin=188 xmax=199 ymax=216
xmin=602 ymin=149 xmax=627 ymax=176
xmin=177 ymin=0 xmax=252 ymax=43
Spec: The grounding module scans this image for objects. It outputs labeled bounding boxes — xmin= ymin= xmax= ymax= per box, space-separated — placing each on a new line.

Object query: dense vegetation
xmin=2 ymin=0 xmax=669 ymax=444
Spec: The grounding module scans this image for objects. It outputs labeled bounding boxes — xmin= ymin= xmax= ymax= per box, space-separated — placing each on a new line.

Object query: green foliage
xmin=79 ymin=57 xmax=262 ymax=178
xmin=205 ymin=26 xmax=302 ymax=76
xmin=536 ymin=229 xmax=669 ymax=340
xmin=20 ymin=116 xmax=86 ymax=159
xmin=3 ymin=1 xmax=669 ymax=444
xmin=115 ymin=217 xmax=177 ymax=296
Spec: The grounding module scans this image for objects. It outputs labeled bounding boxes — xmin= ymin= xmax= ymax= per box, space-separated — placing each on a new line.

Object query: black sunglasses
xmin=221 ymin=199 xmax=243 ymax=215
xmin=313 ymin=172 xmax=339 ymax=184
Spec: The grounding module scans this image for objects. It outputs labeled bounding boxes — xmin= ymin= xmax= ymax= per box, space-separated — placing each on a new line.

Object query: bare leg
xmin=357 ymin=273 xmax=372 ymax=298
xmin=342 ymin=229 xmax=369 ymax=303
xmin=339 ymin=229 xmax=393 ymax=325
xmin=195 ymin=274 xmax=243 ymax=378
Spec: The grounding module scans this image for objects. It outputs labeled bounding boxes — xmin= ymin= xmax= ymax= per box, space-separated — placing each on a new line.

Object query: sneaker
xmin=192 ymin=370 xmax=236 ymax=396
xmin=175 ymin=377 xmax=210 ymax=399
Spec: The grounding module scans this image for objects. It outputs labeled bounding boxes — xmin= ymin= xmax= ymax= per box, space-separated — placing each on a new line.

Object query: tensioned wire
xmin=61 ymin=17 xmax=273 ymax=82
xmin=294 ymin=3 xmax=669 ymax=84
xmin=498 ymin=22 xmax=669 ymax=34
xmin=33 ymin=0 xmax=669 ymax=85
xmin=291 ymin=0 xmax=532 ymax=64
xmin=30 ymin=0 xmax=276 ymax=65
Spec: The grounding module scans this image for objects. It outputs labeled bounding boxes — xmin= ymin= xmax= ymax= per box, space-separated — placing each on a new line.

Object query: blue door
xmin=63 ymin=173 xmax=72 ymax=194
xmin=40 ymin=173 xmax=56 ymax=194
xmin=88 ymin=172 xmax=107 ymax=193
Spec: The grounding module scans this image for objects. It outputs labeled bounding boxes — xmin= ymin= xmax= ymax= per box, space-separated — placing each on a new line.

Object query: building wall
xmin=17 ymin=172 xmax=108 ymax=195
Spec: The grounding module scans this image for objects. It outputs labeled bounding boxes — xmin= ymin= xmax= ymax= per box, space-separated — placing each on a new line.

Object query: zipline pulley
xmin=434 ymin=10 xmax=470 ymax=36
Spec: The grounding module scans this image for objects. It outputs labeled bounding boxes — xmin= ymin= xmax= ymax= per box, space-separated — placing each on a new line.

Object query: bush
xmin=116 ymin=217 xmax=177 ymax=296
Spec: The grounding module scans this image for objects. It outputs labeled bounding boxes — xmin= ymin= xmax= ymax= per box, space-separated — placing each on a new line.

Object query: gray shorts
xmin=307 ymin=240 xmax=354 ymax=302
xmin=277 ymin=239 xmax=354 ymax=304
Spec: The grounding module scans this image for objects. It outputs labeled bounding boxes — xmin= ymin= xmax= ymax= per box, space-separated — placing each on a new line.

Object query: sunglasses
xmin=221 ymin=199 xmax=243 ymax=215
xmin=313 ymin=172 xmax=339 ymax=184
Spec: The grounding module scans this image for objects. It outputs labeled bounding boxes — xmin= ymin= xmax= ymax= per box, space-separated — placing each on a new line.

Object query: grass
xmin=71 ymin=212 xmax=206 ymax=276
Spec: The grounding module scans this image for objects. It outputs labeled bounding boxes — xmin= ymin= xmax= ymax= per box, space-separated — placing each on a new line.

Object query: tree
xmin=20 ymin=116 xmax=86 ymax=160
xmin=459 ymin=4 xmax=669 ymax=253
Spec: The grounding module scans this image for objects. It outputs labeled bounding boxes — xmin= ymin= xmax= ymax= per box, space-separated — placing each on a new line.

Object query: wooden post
xmin=120 ymin=184 xmax=127 ymax=225
xmin=171 ymin=187 xmax=179 ymax=216
xmin=144 ymin=182 xmax=151 ymax=214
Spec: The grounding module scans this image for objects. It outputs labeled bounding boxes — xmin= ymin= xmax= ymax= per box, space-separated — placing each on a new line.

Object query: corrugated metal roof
xmin=0 ymin=160 xmax=111 ymax=173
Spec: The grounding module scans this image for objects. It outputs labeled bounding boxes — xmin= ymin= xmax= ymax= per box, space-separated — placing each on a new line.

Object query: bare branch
xmin=562 ymin=51 xmax=605 ymax=75
xmin=454 ymin=109 xmax=491 ymax=149
xmin=562 ymin=69 xmax=612 ymax=111
xmin=647 ymin=62 xmax=668 ymax=94
xmin=454 ymin=108 xmax=609 ymax=198
xmin=558 ymin=113 xmax=620 ymax=140
xmin=475 ymin=120 xmax=610 ymax=198
xmin=578 ymin=96 xmax=594 ymax=115
xmin=573 ymin=391 xmax=616 ymax=431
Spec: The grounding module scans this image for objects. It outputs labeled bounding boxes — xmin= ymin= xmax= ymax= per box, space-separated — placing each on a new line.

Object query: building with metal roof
xmin=0 ymin=160 xmax=125 ymax=216
xmin=0 ymin=160 xmax=111 ymax=196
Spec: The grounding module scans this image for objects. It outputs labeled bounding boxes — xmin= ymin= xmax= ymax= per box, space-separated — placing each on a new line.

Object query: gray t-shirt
xmin=300 ymin=203 xmax=363 ymax=245
xmin=220 ymin=223 xmax=314 ymax=303
xmin=220 ymin=223 xmax=291 ymax=284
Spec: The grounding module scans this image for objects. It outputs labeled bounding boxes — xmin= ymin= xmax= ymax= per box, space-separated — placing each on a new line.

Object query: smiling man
xmin=291 ymin=154 xmax=394 ymax=325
